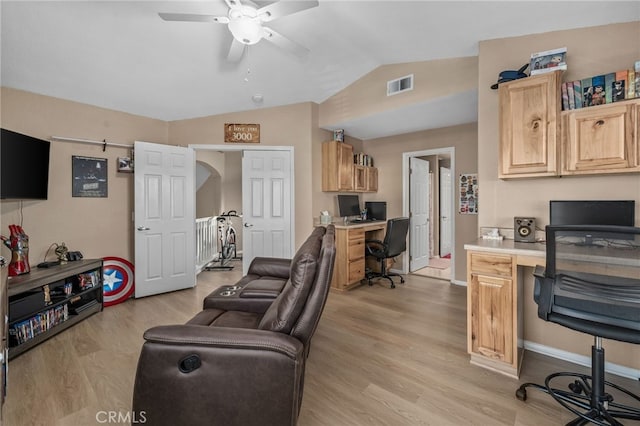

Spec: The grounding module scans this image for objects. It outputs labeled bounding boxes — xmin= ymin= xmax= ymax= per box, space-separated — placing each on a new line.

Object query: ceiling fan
xmin=159 ymin=0 xmax=319 ymax=62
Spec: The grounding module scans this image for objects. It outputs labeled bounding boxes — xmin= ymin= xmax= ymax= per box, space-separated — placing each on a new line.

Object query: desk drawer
xmin=348 ymin=240 xmax=365 ymax=260
xmin=348 ymin=228 xmax=365 ymax=242
xmin=348 ymin=259 xmax=365 ymax=282
xmin=469 ymin=252 xmax=513 ymax=277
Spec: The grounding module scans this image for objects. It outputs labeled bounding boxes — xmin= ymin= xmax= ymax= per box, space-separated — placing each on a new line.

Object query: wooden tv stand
xmin=7 ymin=259 xmax=103 ymax=359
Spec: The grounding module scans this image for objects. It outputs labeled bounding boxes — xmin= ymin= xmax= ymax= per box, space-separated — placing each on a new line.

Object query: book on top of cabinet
xmin=612 ymin=70 xmax=627 ymax=102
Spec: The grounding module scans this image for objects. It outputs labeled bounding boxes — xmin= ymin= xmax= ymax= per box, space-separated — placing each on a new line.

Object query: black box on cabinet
xmin=9 ymin=290 xmax=45 ymax=323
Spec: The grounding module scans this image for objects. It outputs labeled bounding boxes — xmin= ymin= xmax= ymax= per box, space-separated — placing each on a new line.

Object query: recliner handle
xmin=179 ymin=354 xmax=201 ymax=373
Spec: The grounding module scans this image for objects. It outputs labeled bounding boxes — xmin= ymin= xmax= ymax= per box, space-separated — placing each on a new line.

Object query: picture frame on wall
xmin=72 ymin=156 xmax=108 ymax=197
xmin=459 ymin=173 xmax=478 ymax=214
xmin=117 ymin=157 xmax=133 ymax=173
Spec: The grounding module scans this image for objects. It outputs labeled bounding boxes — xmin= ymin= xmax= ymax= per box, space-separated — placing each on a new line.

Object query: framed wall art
xmin=72 ymin=156 xmax=108 ymax=197
xmin=459 ymin=173 xmax=478 ymax=214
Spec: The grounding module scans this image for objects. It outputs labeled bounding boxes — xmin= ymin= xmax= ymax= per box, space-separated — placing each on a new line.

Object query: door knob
xmin=243 ymin=223 xmax=253 ymax=228
xmin=137 ymin=226 xmax=150 ymax=231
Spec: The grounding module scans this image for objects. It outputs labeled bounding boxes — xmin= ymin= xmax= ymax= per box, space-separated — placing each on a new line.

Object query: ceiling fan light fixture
xmin=228 ymin=17 xmax=263 ymax=45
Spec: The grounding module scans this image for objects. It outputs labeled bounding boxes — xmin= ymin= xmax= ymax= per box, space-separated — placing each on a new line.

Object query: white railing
xmin=196 ymin=216 xmax=217 ymax=274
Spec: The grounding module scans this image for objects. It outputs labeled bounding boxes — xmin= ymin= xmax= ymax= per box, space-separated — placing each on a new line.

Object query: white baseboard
xmin=450 ymin=279 xmax=467 ymax=287
xmin=524 ymin=340 xmax=640 ymax=380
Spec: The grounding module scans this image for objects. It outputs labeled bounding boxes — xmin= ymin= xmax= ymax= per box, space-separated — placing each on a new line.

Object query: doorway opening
xmin=191 ymin=145 xmax=295 ymax=275
xmin=402 ymin=147 xmax=455 ymax=282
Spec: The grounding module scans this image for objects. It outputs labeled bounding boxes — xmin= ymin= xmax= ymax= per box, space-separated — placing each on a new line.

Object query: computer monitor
xmin=549 ymin=200 xmax=635 ymax=243
xmin=365 ymin=201 xmax=387 ymax=221
xmin=337 ymin=194 xmax=360 ymax=217
xmin=549 ymin=200 xmax=635 ymax=227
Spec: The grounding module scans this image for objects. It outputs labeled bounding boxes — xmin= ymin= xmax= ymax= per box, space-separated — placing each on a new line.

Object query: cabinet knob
xmin=595 ymin=119 xmax=605 ymax=126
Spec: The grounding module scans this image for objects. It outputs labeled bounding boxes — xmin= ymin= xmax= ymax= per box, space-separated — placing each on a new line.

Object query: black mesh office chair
xmin=363 ymin=217 xmax=410 ymax=289
xmin=516 ymin=225 xmax=640 ymax=425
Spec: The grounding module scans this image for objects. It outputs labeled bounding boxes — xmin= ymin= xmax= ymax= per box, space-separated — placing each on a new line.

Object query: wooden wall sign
xmin=224 ymin=123 xmax=260 ymax=143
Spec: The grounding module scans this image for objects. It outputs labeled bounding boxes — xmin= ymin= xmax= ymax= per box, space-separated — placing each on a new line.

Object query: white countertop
xmin=464 ymin=238 xmax=546 ymax=258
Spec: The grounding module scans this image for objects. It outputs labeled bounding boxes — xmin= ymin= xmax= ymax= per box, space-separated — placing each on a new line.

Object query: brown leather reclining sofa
xmin=132 ymin=225 xmax=336 ymax=426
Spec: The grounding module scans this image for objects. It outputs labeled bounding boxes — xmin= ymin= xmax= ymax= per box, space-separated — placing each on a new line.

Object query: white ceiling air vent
xmin=387 ymin=74 xmax=414 ymax=96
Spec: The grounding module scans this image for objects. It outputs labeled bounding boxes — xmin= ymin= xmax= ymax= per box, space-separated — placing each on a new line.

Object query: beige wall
xmin=478 ymin=21 xmax=640 ymax=229
xmin=478 ymin=21 xmax=640 ymax=369
xmin=168 ymin=102 xmax=316 ymax=248
xmin=362 ymin=123 xmax=478 ymax=283
xmin=0 ymin=87 xmax=168 ymax=264
xmin=320 ymin=57 xmax=478 ymax=128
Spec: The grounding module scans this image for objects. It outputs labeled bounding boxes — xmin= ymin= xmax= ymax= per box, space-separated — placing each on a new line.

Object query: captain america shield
xmin=103 ymin=256 xmax=135 ymax=307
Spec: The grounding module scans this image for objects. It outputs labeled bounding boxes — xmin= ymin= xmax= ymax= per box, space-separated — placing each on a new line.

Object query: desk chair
xmin=516 ymin=225 xmax=640 ymax=425
xmin=363 ymin=217 xmax=409 ymax=289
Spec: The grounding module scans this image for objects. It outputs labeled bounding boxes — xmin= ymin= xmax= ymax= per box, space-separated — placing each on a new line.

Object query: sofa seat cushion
xmin=187 ymin=309 xmax=263 ymax=329
xmin=240 ymin=278 xmax=287 ymax=298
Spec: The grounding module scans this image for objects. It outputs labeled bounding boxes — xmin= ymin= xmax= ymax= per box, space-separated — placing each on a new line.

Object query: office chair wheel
xmin=400 ymin=276 xmax=405 ymax=284
xmin=515 ymin=386 xmax=527 ymax=401
xmin=568 ymin=380 xmax=584 ymax=395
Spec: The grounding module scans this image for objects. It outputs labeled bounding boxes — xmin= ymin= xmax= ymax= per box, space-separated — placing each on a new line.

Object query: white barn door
xmin=134 ymin=141 xmax=196 ymax=298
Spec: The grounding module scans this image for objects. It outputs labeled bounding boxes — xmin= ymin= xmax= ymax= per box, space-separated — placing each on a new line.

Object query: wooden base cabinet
xmin=330 ymin=223 xmax=386 ymax=291
xmin=467 ymin=251 xmax=522 ymax=378
xmin=332 ymin=227 xmax=365 ymax=291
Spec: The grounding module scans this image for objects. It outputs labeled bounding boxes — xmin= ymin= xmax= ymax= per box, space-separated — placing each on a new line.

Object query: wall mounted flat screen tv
xmin=1 ymin=128 xmax=51 ymax=200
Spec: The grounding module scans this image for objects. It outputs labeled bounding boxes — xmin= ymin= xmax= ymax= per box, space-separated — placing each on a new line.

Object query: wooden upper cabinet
xmin=366 ymin=167 xmax=378 ymax=192
xmin=322 ymin=141 xmax=354 ymax=191
xmin=353 ymin=165 xmax=366 ymax=191
xmin=499 ymin=71 xmax=561 ymax=178
xmin=322 ymin=141 xmax=378 ymax=192
xmin=562 ymin=99 xmax=640 ymax=175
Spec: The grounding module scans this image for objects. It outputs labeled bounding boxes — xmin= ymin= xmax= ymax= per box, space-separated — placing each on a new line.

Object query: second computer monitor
xmin=365 ymin=201 xmax=387 ymax=221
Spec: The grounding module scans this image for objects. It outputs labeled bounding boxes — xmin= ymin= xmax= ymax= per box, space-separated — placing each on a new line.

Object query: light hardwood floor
xmin=5 ymin=264 xmax=640 ymax=425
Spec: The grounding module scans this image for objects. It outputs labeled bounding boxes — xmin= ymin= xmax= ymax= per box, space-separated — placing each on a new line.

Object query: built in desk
xmin=464 ymin=239 xmax=546 ymax=378
xmin=464 ymin=238 xmax=640 ymax=378
xmin=318 ymin=220 xmax=386 ymax=291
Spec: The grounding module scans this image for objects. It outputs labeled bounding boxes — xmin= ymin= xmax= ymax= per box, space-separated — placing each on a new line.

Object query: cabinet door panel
xmin=563 ymin=103 xmax=636 ymax=173
xmin=469 ymin=274 xmax=513 ymax=363
xmin=348 ymin=259 xmax=365 ymax=282
xmin=366 ymin=167 xmax=378 ymax=192
xmin=499 ymin=71 xmax=560 ymax=178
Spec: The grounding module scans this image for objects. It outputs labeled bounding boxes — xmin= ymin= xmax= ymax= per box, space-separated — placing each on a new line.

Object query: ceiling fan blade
xmin=158 ymin=13 xmax=229 ymax=24
xmin=227 ymin=38 xmax=246 ymax=62
xmin=257 ymin=0 xmax=319 ymax=22
xmin=224 ymin=0 xmax=242 ymax=10
xmin=262 ymin=27 xmax=309 ymax=60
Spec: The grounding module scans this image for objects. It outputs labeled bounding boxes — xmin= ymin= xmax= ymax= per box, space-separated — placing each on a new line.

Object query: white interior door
xmin=134 ymin=141 xmax=196 ymax=298
xmin=242 ymin=150 xmax=292 ymax=275
xmin=439 ymin=166 xmax=453 ymax=256
xmin=410 ymin=157 xmax=430 ymax=271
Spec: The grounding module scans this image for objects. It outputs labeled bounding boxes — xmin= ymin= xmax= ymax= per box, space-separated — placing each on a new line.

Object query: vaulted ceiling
xmin=2 ymin=1 xmax=638 ymax=139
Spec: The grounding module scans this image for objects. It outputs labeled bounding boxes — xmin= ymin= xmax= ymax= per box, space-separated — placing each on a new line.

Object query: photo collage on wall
xmin=459 ymin=173 xmax=478 ymax=214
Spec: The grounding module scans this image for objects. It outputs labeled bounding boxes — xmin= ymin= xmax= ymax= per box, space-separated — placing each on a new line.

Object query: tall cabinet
xmin=499 ymin=71 xmax=561 ymax=178
xmin=322 ymin=141 xmax=354 ymax=192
